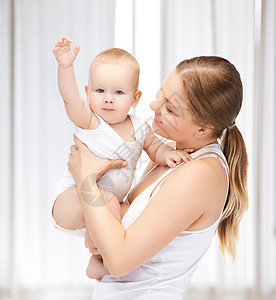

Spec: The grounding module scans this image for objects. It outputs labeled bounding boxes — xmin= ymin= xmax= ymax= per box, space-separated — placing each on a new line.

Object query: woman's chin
xmin=152 ymin=121 xmax=166 ymax=138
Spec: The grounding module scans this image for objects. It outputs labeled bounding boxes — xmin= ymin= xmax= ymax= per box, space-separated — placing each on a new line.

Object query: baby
xmin=52 ymin=37 xmax=190 ymax=279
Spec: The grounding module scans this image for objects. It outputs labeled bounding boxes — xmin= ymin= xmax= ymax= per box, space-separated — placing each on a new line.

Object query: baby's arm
xmin=143 ymin=122 xmax=193 ymax=167
xmin=53 ymin=37 xmax=92 ymax=129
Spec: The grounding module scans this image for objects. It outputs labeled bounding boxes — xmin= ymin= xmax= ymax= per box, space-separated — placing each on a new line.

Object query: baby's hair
xmin=176 ymin=56 xmax=249 ymax=263
xmin=88 ymin=48 xmax=140 ymax=90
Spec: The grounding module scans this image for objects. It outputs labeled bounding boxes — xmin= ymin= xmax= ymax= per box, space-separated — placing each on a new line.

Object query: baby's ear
xmin=132 ymin=90 xmax=142 ymax=108
xmin=85 ymin=85 xmax=89 ymax=96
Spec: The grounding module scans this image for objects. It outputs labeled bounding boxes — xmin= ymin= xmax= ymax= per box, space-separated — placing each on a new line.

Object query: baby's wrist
xmin=58 ymin=64 xmax=74 ymax=69
xmin=164 ymin=147 xmax=175 ymax=156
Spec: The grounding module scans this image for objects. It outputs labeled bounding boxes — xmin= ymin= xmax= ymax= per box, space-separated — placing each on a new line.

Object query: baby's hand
xmin=165 ymin=148 xmax=193 ymax=168
xmin=53 ymin=37 xmax=80 ymax=68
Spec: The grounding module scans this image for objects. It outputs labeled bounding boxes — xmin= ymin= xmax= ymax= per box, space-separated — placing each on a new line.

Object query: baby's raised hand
xmin=53 ymin=37 xmax=80 ymax=68
xmin=165 ymin=149 xmax=193 ymax=168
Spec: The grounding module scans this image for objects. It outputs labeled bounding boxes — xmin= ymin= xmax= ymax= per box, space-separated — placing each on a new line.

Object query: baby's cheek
xmin=88 ymin=98 xmax=98 ymax=111
xmin=89 ymin=101 xmax=95 ymax=111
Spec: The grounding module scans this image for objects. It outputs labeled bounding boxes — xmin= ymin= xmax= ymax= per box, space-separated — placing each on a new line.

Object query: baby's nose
xmin=104 ymin=98 xmax=114 ymax=104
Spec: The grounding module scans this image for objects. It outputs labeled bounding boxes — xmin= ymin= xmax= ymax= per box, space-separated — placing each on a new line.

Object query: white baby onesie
xmin=53 ymin=114 xmax=146 ymax=203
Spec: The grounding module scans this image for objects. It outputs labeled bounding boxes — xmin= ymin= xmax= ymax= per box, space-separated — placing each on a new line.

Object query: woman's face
xmin=150 ymin=69 xmax=198 ymax=149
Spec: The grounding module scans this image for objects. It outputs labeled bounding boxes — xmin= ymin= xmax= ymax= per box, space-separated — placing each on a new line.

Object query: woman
xmin=67 ymin=56 xmax=248 ymax=299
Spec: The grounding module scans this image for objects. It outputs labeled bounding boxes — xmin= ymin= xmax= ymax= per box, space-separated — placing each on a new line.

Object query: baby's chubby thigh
xmin=51 ymin=186 xmax=129 ymax=230
xmin=52 ymin=186 xmax=86 ymax=230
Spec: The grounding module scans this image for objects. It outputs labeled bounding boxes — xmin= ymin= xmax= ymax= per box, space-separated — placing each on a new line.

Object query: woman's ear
xmin=195 ymin=124 xmax=214 ymax=139
xmin=132 ymin=90 xmax=142 ymax=108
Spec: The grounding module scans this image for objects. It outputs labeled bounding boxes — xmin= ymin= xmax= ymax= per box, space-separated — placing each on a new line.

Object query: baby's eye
xmin=115 ymin=90 xmax=124 ymax=95
xmin=96 ymin=89 xmax=104 ymax=93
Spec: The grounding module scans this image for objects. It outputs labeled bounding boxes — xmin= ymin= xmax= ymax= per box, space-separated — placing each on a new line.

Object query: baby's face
xmin=87 ymin=63 xmax=139 ymax=124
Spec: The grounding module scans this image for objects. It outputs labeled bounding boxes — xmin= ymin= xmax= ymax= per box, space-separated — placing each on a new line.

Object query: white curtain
xmin=0 ymin=0 xmax=13 ymax=292
xmin=0 ymin=0 xmax=115 ymax=295
xmin=1 ymin=0 xmax=275 ymax=298
xmin=256 ymin=0 xmax=276 ymax=294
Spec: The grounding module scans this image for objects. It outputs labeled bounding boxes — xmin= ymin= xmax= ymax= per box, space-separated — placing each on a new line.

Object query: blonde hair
xmin=176 ymin=56 xmax=249 ymax=262
xmin=88 ymin=48 xmax=140 ymax=90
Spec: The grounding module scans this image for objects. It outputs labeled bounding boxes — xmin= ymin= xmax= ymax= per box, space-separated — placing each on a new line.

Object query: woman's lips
xmin=154 ymin=115 xmax=162 ymax=124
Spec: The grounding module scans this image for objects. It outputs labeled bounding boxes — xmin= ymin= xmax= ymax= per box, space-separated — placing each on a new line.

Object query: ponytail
xmin=176 ymin=56 xmax=248 ymax=262
xmin=218 ymin=126 xmax=249 ymax=262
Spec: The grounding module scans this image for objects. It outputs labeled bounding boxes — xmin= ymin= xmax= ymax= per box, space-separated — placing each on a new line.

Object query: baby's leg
xmin=52 ymin=186 xmax=85 ymax=229
xmin=86 ymin=254 xmax=109 ymax=280
xmin=86 ymin=200 xmax=130 ymax=280
xmin=52 ymin=187 xmax=125 ymax=230
xmin=53 ymin=186 xmax=130 ymax=280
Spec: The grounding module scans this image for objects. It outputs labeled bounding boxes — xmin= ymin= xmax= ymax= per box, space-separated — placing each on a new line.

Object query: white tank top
xmin=74 ymin=114 xmax=146 ymax=201
xmin=93 ymin=144 xmax=228 ymax=300
xmin=92 ymin=143 xmax=228 ymax=299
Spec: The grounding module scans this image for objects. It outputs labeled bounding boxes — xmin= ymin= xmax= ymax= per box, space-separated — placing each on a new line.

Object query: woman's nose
xmin=150 ymin=99 xmax=160 ymax=112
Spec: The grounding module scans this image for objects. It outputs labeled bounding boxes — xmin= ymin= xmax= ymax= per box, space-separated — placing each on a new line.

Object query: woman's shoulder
xmin=172 ymin=156 xmax=220 ymax=177
xmin=163 ymin=156 xmax=227 ymax=198
xmin=173 ymin=143 xmax=227 ymax=179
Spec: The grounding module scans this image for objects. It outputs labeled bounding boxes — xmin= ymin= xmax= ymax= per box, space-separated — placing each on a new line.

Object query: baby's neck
xmin=109 ymin=115 xmax=136 ymax=143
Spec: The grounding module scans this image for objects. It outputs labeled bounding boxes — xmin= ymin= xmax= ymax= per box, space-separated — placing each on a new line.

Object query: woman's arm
xmin=68 ymin=137 xmax=225 ymax=277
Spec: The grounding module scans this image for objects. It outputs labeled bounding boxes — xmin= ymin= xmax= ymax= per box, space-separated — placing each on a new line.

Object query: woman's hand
xmin=68 ymin=135 xmax=128 ymax=187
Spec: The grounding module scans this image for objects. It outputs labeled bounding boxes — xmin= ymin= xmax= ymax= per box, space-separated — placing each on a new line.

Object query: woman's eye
xmin=115 ymin=90 xmax=124 ymax=95
xmin=96 ymin=89 xmax=104 ymax=93
xmin=166 ymin=106 xmax=173 ymax=113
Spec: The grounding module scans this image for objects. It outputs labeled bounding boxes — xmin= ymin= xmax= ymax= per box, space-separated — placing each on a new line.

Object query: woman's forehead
xmin=162 ymin=70 xmax=183 ymax=95
xmin=161 ymin=72 xmax=189 ymax=110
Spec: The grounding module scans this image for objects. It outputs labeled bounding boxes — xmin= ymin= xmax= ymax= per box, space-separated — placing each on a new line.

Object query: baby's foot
xmin=86 ymin=254 xmax=109 ymax=280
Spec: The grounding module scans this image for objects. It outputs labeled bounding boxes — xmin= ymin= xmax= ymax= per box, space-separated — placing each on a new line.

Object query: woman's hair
xmin=89 ymin=48 xmax=140 ymax=90
xmin=176 ymin=56 xmax=249 ymax=262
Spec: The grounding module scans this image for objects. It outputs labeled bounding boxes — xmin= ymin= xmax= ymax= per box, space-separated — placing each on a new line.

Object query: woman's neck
xmin=176 ymin=138 xmax=218 ymax=152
